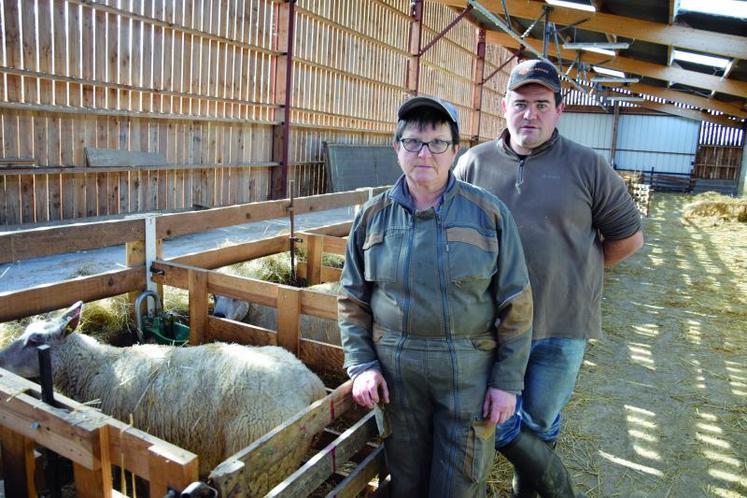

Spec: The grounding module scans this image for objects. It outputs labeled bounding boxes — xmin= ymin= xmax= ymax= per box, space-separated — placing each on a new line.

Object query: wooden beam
xmin=156 ymin=190 xmax=366 ymax=240
xmin=172 ymin=234 xmax=290 ymax=269
xmin=299 ymin=289 xmax=338 ymax=320
xmin=0 ymin=268 xmax=144 ymax=322
xmin=485 ymin=31 xmax=747 ymax=101
xmin=627 ymin=82 xmax=747 ymax=120
xmin=431 ymin=0 xmax=747 ymax=60
xmin=0 ymin=218 xmax=143 ymax=265
xmin=298 ymin=338 xmax=346 ymax=374
xmin=206 ymin=316 xmax=278 ymax=346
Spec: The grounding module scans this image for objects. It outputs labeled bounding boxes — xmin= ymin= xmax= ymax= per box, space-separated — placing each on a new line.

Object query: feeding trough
xmin=134 ymin=290 xmax=190 ymax=345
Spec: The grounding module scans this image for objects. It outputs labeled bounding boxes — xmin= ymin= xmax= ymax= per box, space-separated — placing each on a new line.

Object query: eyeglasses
xmin=399 ymin=138 xmax=453 ymax=154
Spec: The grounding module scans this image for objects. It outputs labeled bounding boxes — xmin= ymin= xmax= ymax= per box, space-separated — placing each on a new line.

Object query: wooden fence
xmin=0 ymin=189 xmax=390 ymax=496
xmin=0 ymin=0 xmax=516 ymax=227
xmin=693 ymin=145 xmax=743 ymax=181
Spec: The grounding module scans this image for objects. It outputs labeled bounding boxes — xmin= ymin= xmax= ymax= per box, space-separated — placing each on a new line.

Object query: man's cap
xmin=507 ymin=59 xmax=561 ymax=93
xmin=397 ymin=96 xmax=460 ymax=134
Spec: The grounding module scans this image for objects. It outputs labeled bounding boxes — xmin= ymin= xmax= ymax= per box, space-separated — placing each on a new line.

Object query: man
xmin=455 ymin=59 xmax=644 ymax=498
xmin=339 ymin=96 xmax=533 ymax=497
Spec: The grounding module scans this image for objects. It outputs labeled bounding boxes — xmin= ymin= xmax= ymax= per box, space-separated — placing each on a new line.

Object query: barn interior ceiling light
xmin=592 ymin=66 xmax=627 ymax=78
xmin=545 ymin=0 xmax=596 ymax=12
xmin=563 ymin=42 xmax=631 ymax=50
xmin=607 ymin=95 xmax=645 ymax=102
xmin=590 ymin=77 xmax=640 ymax=83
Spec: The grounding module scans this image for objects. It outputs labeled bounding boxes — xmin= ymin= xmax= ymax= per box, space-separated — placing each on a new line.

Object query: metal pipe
xmin=482 ymin=53 xmax=517 ymax=85
xmin=419 ymin=5 xmax=473 ymax=55
xmin=467 ymin=0 xmax=607 ymax=111
xmin=279 ymin=0 xmax=297 ymax=199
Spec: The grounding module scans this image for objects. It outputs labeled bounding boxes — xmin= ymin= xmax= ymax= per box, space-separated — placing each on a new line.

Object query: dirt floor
xmin=490 ymin=192 xmax=747 ymax=498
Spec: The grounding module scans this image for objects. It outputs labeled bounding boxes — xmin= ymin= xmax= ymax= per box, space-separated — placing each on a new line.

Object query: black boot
xmin=510 ymin=469 xmax=538 ymax=498
xmin=499 ymin=431 xmax=578 ymax=498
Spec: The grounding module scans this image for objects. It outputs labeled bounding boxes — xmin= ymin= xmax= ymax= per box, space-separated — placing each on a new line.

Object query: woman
xmin=338 ymin=96 xmax=533 ymax=497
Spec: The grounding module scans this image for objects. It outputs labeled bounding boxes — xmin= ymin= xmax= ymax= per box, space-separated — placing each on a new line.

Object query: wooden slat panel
xmin=266 ymin=411 xmax=378 ymax=497
xmin=210 ymin=381 xmax=355 ymax=495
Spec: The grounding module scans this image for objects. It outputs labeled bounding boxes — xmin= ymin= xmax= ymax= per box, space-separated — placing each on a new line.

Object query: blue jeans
xmin=495 ymin=337 xmax=587 ymax=448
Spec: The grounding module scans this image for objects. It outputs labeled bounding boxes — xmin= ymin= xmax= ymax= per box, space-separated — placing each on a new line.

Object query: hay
xmin=683 ymin=192 xmax=747 ymax=223
xmin=0 ymin=295 xmax=135 ymax=348
xmin=220 ymin=252 xmax=297 ymax=285
xmin=78 ymin=295 xmax=134 ymax=345
xmin=322 ymin=253 xmax=345 ymax=269
xmin=163 ymin=286 xmax=190 ymax=315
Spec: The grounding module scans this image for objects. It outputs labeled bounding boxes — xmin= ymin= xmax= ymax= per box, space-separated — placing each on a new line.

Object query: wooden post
xmin=0 ymin=426 xmax=37 ymax=498
xmin=609 ymin=101 xmax=620 ymax=167
xmin=270 ymin=1 xmax=297 ymax=200
xmin=188 ymin=268 xmax=208 ymax=345
xmin=147 ymin=444 xmax=200 ymax=497
xmin=407 ymin=0 xmax=424 ymax=96
xmin=125 ymin=240 xmax=146 ymax=313
xmin=470 ymin=28 xmax=486 ymax=146
xmin=126 ymin=237 xmax=163 ymax=318
xmin=305 ymin=234 xmax=323 ymax=286
xmin=72 ymin=425 xmax=113 ymax=498
xmin=276 ymin=286 xmax=301 ymax=355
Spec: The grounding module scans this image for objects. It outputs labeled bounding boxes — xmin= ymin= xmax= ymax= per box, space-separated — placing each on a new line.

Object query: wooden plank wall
xmin=1 ymin=0 xmax=516 ymax=225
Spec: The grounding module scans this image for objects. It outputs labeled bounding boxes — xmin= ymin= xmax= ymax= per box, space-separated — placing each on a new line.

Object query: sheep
xmin=0 ymin=301 xmax=327 ymax=496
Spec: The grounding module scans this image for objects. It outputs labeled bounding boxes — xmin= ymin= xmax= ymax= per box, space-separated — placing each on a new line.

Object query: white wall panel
xmin=558 ymin=113 xmax=614 ymax=154
xmin=559 ymin=112 xmax=699 ymax=174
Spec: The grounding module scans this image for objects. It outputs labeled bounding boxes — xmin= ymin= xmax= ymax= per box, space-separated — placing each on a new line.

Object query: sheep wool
xmin=51 ymin=333 xmax=327 ymax=493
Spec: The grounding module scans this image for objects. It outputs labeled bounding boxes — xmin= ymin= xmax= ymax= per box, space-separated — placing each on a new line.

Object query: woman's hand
xmin=483 ymin=387 xmax=516 ymax=425
xmin=352 ymin=369 xmax=390 ymax=409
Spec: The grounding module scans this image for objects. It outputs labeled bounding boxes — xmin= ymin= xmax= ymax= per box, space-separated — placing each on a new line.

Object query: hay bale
xmin=683 ymin=193 xmax=747 ymax=223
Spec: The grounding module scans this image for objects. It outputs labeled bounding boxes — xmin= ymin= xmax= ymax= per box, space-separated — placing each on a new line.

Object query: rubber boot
xmin=510 ymin=470 xmax=538 ymax=498
xmin=499 ymin=430 xmax=577 ymax=498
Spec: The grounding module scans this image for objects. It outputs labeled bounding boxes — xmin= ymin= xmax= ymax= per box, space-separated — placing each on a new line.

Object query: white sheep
xmin=0 ymin=301 xmax=327 ymax=495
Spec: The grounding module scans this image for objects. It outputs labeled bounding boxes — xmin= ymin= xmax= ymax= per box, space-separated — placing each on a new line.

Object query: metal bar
xmin=420 ymin=5 xmax=474 ymax=55
xmin=280 ymin=0 xmax=298 ymax=200
xmin=407 ymin=0 xmax=424 ymax=94
xmin=467 ymin=0 xmax=607 ymax=111
xmin=501 ymin=0 xmax=512 ymax=28
xmin=542 ymin=8 xmax=550 ymax=58
xmin=520 ymin=7 xmax=547 ymax=39
xmin=38 ymin=345 xmax=63 ymax=498
xmin=482 ymin=53 xmax=517 ymax=85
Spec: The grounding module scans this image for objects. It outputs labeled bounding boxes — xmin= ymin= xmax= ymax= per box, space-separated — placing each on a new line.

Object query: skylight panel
xmin=672 ymin=49 xmax=730 ymax=69
xmin=545 ymin=0 xmax=596 ymax=12
xmin=677 ymin=0 xmax=747 ymax=18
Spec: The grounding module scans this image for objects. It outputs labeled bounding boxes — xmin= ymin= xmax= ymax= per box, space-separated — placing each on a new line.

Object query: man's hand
xmin=352 ymin=369 xmax=390 ymax=409
xmin=482 ymin=387 xmax=516 ymax=425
